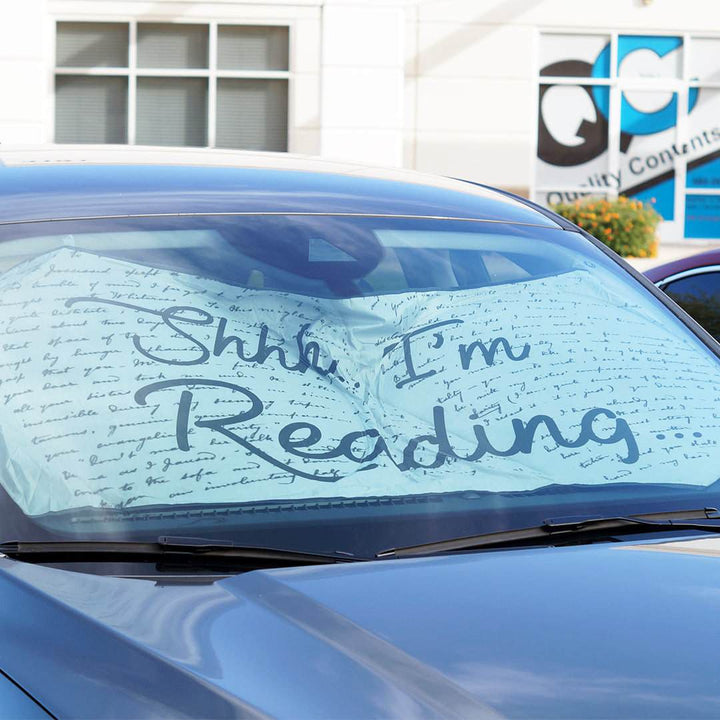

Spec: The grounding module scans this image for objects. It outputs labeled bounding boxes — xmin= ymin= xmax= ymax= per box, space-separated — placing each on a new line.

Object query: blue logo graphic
xmin=591 ymin=36 xmax=699 ymax=136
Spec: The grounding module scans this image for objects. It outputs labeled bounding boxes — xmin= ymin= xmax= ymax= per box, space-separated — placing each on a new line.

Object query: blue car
xmin=2 ymin=147 xmax=720 ymax=719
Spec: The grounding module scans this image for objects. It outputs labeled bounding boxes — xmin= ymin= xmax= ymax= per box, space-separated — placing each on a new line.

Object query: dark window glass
xmin=663 ymin=271 xmax=720 ymax=339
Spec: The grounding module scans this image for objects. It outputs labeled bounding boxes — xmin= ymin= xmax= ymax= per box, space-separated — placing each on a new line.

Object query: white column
xmin=0 ymin=0 xmax=50 ymax=144
xmin=320 ymin=1 xmax=405 ymax=167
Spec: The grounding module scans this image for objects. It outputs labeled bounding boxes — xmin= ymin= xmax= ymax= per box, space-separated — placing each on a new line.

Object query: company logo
xmin=539 ymin=36 xmax=698 ymax=167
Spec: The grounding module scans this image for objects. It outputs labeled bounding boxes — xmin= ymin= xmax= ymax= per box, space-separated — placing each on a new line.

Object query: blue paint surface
xmin=3 ymin=536 xmax=720 ymax=718
xmin=685 ymin=194 xmax=720 ymax=239
xmin=0 ymin=163 xmax=559 ymax=228
xmin=629 ymin=174 xmax=675 ymax=221
xmin=0 ymin=673 xmax=49 ymax=718
xmin=687 ymin=156 xmax=720 ymax=191
xmin=592 ymin=36 xmax=697 ymax=136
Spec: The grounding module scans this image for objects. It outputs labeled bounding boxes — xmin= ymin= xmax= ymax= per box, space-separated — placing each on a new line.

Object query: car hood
xmin=3 ymin=536 xmax=720 ymax=719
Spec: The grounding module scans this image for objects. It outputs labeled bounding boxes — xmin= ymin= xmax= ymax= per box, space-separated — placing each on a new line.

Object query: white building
xmin=2 ymin=0 xmax=720 ymax=240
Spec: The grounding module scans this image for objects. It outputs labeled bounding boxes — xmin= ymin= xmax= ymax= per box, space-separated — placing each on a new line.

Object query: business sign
xmin=536 ymin=34 xmax=720 ymax=238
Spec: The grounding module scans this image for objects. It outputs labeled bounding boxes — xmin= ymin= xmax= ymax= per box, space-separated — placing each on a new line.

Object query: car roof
xmin=644 ymin=248 xmax=720 ymax=283
xmin=0 ymin=145 xmax=561 ymax=228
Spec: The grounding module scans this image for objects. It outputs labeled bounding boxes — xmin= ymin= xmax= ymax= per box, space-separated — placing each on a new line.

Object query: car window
xmin=0 ymin=213 xmax=719 ymax=556
xmin=662 ymin=271 xmax=720 ymax=339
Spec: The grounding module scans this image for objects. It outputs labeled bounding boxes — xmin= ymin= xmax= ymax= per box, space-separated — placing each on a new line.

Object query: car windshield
xmin=0 ymin=212 xmax=718 ymax=557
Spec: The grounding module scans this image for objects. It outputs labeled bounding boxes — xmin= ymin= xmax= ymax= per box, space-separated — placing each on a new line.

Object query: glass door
xmin=535 ymin=33 xmax=720 ymax=241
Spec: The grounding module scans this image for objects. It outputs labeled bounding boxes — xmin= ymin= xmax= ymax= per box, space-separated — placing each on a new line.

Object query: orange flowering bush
xmin=550 ymin=195 xmax=661 ymax=258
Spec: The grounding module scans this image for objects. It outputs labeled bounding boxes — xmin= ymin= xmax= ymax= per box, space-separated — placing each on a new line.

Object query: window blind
xmin=137 ymin=24 xmax=208 ymax=69
xmin=216 ymin=79 xmax=288 ymax=151
xmin=56 ymin=22 xmax=129 ymax=68
xmin=217 ymin=26 xmax=289 ymax=71
xmin=55 ymin=76 xmax=128 ymax=143
xmin=55 ymin=22 xmax=289 ymax=151
xmin=136 ymin=77 xmax=208 ymax=146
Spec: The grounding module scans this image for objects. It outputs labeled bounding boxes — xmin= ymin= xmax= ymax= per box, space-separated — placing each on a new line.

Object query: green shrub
xmin=550 ymin=196 xmax=661 ymax=258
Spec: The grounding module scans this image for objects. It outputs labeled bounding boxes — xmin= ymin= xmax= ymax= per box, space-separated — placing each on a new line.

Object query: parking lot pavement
xmin=624 ymin=242 xmax=720 ymax=273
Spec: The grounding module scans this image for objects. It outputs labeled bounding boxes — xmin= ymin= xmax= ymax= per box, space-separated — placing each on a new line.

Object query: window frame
xmin=656 ymin=265 xmax=720 ymax=290
xmin=53 ymin=19 xmax=292 ymax=149
xmin=531 ymin=30 xmax=720 ymax=241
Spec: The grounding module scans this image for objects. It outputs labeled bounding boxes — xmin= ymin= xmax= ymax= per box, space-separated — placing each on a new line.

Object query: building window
xmin=534 ymin=33 xmax=720 ymax=240
xmin=55 ymin=21 xmax=289 ymax=151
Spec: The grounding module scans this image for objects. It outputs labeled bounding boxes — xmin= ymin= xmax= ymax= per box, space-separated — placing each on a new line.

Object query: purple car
xmin=646 ymin=249 xmax=720 ymax=340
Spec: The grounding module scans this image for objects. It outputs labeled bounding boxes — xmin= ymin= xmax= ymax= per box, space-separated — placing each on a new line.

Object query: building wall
xmin=0 ymin=0 xmax=719 ymax=232
xmin=321 ymin=3 xmax=405 ymax=166
xmin=0 ymin=0 xmax=51 ymax=144
xmin=407 ymin=0 xmax=720 ymax=197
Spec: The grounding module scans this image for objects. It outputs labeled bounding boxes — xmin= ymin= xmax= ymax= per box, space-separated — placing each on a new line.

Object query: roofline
xmin=0 ymin=211 xmax=559 ymax=229
xmin=455 ymin=179 xmax=579 ymax=232
xmin=0 ymin=146 xmax=560 ymax=228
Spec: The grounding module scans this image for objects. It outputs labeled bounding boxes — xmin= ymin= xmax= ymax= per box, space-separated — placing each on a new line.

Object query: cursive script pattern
xmin=0 ymin=247 xmax=718 ymax=515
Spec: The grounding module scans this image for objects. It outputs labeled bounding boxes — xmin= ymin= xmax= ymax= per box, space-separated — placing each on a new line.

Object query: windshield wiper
xmin=0 ymin=535 xmax=364 ymax=568
xmin=377 ymin=507 xmax=720 ymax=559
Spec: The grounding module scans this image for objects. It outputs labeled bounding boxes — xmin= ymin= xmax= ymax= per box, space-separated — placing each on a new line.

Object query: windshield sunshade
xmin=0 ymin=214 xmax=718 ymax=553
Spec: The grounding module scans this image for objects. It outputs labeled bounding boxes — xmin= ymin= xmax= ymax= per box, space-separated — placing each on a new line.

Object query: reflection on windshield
xmin=0 ymin=215 xmax=717 ymax=550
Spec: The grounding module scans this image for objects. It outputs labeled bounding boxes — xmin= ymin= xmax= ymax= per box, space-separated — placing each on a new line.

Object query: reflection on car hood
xmin=2 ymin=536 xmax=720 ymax=719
